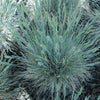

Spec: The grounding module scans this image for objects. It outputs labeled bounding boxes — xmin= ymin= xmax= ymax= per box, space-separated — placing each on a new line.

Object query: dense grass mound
xmin=0 ymin=0 xmax=100 ymax=100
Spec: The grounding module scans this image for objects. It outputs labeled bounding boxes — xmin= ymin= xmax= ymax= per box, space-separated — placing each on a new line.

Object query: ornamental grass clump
xmin=0 ymin=0 xmax=100 ymax=100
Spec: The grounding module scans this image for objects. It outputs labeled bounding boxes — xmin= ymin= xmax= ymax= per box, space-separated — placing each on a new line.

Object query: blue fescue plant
xmin=0 ymin=0 xmax=100 ymax=100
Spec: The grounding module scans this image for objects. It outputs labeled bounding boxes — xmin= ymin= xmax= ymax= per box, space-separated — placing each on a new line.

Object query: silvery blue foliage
xmin=0 ymin=0 xmax=100 ymax=100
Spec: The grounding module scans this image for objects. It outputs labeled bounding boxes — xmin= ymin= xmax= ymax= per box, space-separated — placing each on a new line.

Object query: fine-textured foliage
xmin=89 ymin=0 xmax=100 ymax=11
xmin=0 ymin=49 xmax=13 ymax=100
xmin=0 ymin=0 xmax=19 ymax=49
xmin=0 ymin=0 xmax=100 ymax=100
